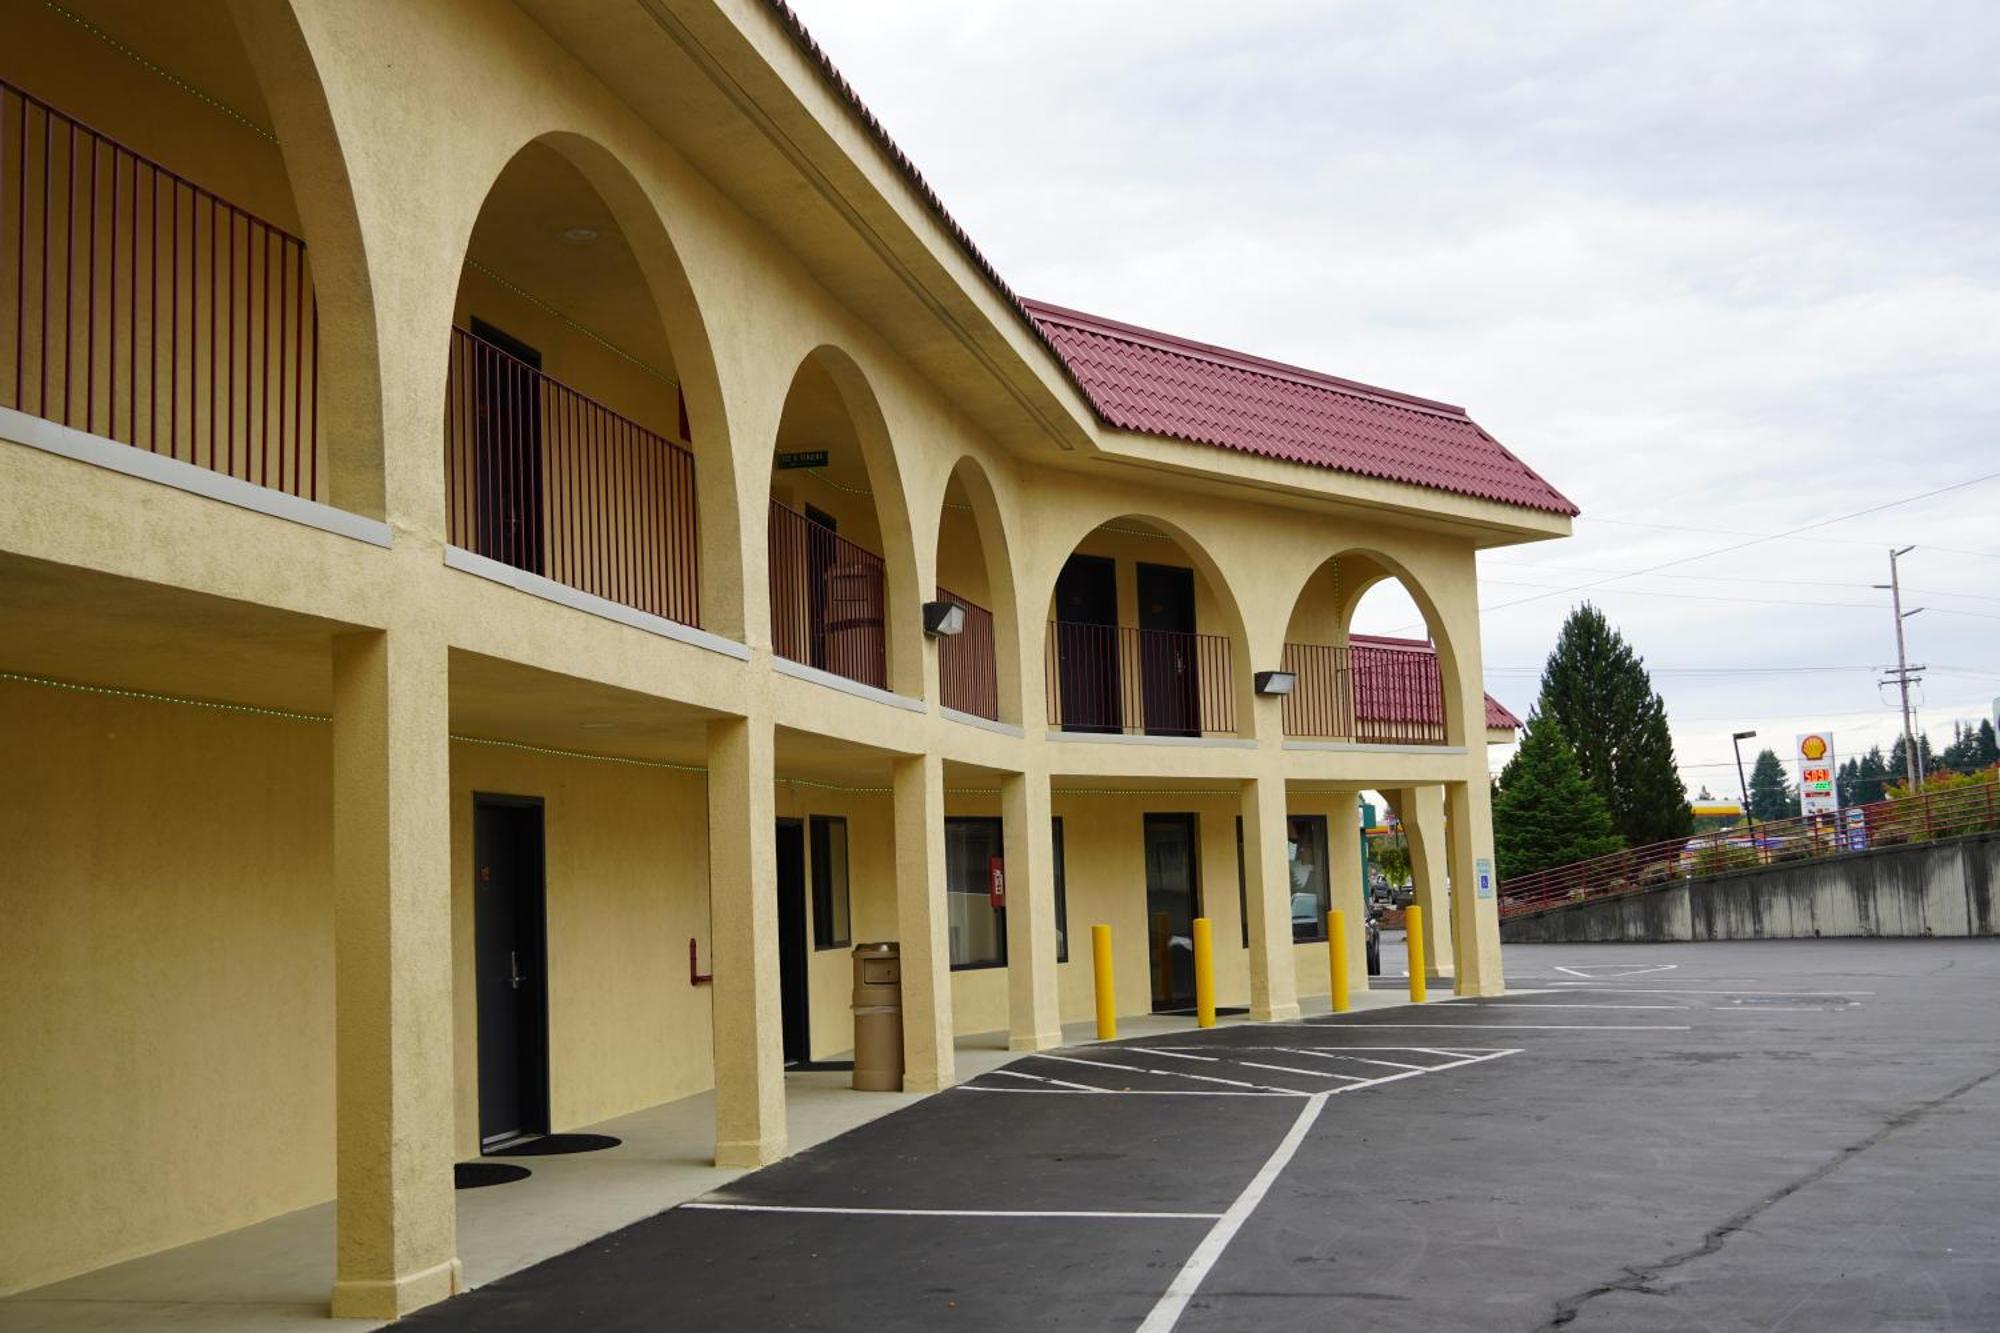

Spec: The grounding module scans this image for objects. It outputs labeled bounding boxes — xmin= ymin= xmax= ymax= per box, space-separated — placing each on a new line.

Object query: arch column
xmin=1445 ymin=779 xmax=1504 ymax=995
xmin=1385 ymin=786 xmax=1454 ymax=981
xmin=708 ymin=714 xmax=785 ymax=1166
xmin=1241 ymin=751 xmax=1300 ymax=1020
xmin=894 ymin=753 xmax=954 ymax=1091
xmin=1002 ymin=768 xmax=1061 ymax=1051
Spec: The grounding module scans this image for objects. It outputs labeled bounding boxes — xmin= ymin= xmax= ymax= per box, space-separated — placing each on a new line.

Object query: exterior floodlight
xmin=1253 ymin=670 xmax=1297 ymax=697
xmin=922 ymin=600 xmax=966 ymax=637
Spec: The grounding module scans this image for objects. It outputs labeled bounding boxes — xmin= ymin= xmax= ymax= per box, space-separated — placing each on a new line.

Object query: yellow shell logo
xmin=1799 ymin=735 xmax=1829 ymax=761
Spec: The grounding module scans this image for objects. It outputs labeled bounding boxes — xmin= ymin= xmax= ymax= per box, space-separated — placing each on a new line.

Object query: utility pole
xmin=1875 ymin=547 xmax=1926 ymax=792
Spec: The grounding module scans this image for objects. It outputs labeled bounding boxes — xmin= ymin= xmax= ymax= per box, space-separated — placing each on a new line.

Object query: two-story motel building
xmin=0 ymin=0 xmax=1574 ymax=1319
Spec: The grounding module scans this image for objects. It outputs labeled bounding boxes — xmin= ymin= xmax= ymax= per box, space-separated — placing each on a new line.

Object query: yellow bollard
xmin=1328 ymin=909 xmax=1350 ymax=1012
xmin=1192 ymin=917 xmax=1216 ymax=1028
xmin=1092 ymin=923 xmax=1117 ymax=1040
xmin=1407 ymin=905 xmax=1428 ymax=1003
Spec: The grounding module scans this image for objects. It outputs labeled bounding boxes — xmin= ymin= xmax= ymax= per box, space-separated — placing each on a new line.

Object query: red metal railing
xmin=1 ymin=79 xmax=320 ymax=497
xmin=936 ymin=585 xmax=998 ymax=719
xmin=1045 ymin=621 xmax=1236 ymax=736
xmin=445 ymin=327 xmax=699 ymax=626
xmin=1280 ymin=641 xmax=1447 ymax=745
xmin=1499 ymin=775 xmax=2000 ymax=920
xmin=768 ymin=498 xmax=886 ymax=688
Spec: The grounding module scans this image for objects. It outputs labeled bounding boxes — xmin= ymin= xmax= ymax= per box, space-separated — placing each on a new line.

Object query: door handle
xmin=510 ymin=950 xmax=524 ymax=990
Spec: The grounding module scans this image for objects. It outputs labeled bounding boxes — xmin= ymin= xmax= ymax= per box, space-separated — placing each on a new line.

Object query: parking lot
xmin=405 ymin=940 xmax=2000 ymax=1331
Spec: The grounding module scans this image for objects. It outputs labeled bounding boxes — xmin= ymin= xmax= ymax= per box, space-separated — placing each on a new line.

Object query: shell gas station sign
xmin=1796 ymin=732 xmax=1838 ymax=815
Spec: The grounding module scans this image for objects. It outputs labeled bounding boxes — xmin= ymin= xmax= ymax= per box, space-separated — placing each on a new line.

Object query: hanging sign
xmin=1475 ymin=857 xmax=1495 ymax=900
xmin=1796 ymin=732 xmax=1839 ymax=815
xmin=988 ymin=856 xmax=1007 ymax=909
xmin=776 ymin=449 xmax=829 ymax=470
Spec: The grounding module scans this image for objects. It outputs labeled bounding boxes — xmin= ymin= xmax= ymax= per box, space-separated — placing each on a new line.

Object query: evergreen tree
xmin=1887 ymin=732 xmax=1938 ymax=786
xmin=1493 ymin=710 xmax=1624 ymax=879
xmin=1836 ymin=757 xmax=1861 ymax=807
xmin=1979 ymin=720 xmax=2000 ymax=770
xmin=1747 ymin=748 xmax=1799 ymax=821
xmin=1938 ymin=720 xmax=2000 ymax=774
xmin=1847 ymin=745 xmax=1890 ymax=806
xmin=1536 ymin=603 xmax=1693 ymax=846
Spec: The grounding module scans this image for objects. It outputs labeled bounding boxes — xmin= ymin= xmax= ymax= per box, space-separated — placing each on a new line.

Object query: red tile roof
xmin=1350 ymin=634 xmax=1522 ymax=732
xmin=1026 ymin=302 xmax=1577 ymax=515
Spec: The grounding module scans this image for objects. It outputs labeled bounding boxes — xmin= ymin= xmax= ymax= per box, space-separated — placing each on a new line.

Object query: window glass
xmin=1052 ymin=817 xmax=1069 ymax=964
xmin=1288 ymin=814 xmax=1331 ymax=942
xmin=945 ymin=817 xmax=1006 ymax=969
xmin=810 ymin=816 xmax=850 ymax=950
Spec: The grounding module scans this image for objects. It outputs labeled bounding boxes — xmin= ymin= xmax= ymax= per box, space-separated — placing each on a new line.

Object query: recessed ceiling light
xmin=562 ymin=226 xmax=599 ymax=244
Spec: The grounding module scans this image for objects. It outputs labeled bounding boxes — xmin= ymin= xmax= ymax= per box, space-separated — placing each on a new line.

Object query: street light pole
xmin=1874 ymin=547 xmax=1925 ymax=793
xmin=1732 ymin=730 xmax=1757 ymax=832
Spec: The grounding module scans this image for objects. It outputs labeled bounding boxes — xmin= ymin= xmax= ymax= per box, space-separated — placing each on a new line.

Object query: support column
xmin=894 ymin=752 xmax=954 ymax=1091
xmin=1445 ymin=778 xmax=1504 ymax=996
xmin=1388 ymin=786 xmax=1454 ymax=980
xmin=1001 ymin=770 xmax=1062 ymax=1051
xmin=1325 ymin=794 xmax=1367 ymax=1001
xmin=329 ymin=630 xmax=459 ymax=1319
xmin=1240 ymin=774 xmax=1301 ymax=1021
xmin=708 ymin=715 xmax=785 ymax=1168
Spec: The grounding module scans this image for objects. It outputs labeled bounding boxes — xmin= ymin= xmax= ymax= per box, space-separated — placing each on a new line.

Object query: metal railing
xmin=768 ymin=498 xmax=886 ymax=689
xmin=936 ymin=585 xmax=998 ymax=720
xmin=1044 ymin=621 xmax=1236 ymax=736
xmin=445 ymin=327 xmax=700 ymax=626
xmin=1499 ymin=775 xmax=2000 ymax=920
xmin=2 ymin=79 xmax=320 ymax=496
xmin=1280 ymin=641 xmax=1448 ymax=745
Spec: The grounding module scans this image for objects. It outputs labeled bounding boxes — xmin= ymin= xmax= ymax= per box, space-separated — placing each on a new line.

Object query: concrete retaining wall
xmin=1502 ymin=831 xmax=2000 ymax=943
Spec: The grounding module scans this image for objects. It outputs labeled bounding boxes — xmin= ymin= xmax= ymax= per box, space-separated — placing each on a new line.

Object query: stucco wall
xmin=0 ymin=680 xmax=334 ymax=1295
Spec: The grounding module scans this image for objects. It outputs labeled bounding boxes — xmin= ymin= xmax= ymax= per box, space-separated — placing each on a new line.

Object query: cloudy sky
xmin=794 ymin=0 xmax=2000 ymax=796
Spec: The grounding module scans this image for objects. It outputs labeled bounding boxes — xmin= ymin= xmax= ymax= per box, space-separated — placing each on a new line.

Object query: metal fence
xmin=445 ymin=327 xmax=700 ymax=626
xmin=1044 ymin=621 xmax=1236 ymax=736
xmin=768 ymin=498 xmax=886 ymax=689
xmin=936 ymin=585 xmax=998 ymax=720
xmin=1499 ymin=776 xmax=2000 ymax=920
xmin=2 ymin=79 xmax=320 ymax=497
xmin=1280 ymin=640 xmax=1448 ymax=744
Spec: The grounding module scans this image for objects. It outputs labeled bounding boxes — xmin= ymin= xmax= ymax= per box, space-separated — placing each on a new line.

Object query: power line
xmin=1582 ymin=515 xmax=2000 ymax=561
xmin=1482 ymin=558 xmax=2000 ymax=603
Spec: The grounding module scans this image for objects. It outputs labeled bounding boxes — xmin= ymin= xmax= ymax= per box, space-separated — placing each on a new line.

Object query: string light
xmin=43 ymin=0 xmax=278 ymax=144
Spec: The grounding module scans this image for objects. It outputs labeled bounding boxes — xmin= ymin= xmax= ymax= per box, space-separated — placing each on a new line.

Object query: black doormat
xmin=1151 ymin=1005 xmax=1250 ymax=1018
xmin=489 ymin=1133 xmax=623 ymax=1157
xmin=785 ymin=1059 xmax=855 ymax=1072
xmin=455 ymin=1161 xmax=532 ymax=1189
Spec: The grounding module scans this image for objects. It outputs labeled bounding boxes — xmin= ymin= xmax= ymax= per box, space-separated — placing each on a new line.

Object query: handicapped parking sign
xmin=1475 ymin=857 xmax=1494 ymax=900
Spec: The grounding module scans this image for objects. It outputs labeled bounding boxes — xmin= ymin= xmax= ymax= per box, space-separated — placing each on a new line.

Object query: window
xmin=945 ymin=817 xmax=1006 ymax=970
xmin=1287 ymin=815 xmax=1331 ymax=942
xmin=810 ymin=816 xmax=850 ymax=950
xmin=1052 ymin=817 xmax=1069 ymax=963
xmin=1238 ymin=814 xmax=1333 ymax=943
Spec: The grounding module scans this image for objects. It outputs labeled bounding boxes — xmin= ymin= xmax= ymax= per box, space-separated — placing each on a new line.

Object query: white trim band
xmin=772 ymin=655 xmax=925 ymax=711
xmin=940 ymin=706 xmax=1024 ymax=737
xmin=443 ymin=546 xmax=751 ymax=660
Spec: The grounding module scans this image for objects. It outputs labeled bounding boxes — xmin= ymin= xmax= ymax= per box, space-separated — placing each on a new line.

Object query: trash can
xmin=851 ymin=942 xmax=903 ymax=1091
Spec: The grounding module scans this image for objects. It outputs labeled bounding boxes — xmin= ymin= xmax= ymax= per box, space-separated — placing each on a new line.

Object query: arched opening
xmin=932 ymin=457 xmax=1019 ymax=723
xmin=1280 ymin=552 xmax=1460 ymax=746
xmin=766 ymin=347 xmax=921 ymax=696
xmin=1043 ymin=515 xmax=1250 ymax=738
xmin=442 ymin=134 xmax=735 ymax=632
xmin=0 ymin=0 xmax=382 ymax=511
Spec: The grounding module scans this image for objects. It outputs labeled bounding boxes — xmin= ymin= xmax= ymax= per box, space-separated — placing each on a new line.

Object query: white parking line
xmin=1448 ymin=1002 xmax=1685 ymax=1010
xmin=1554 ymin=963 xmax=1680 ymax=979
xmin=685 ymin=1202 xmax=1223 ymax=1221
xmin=1238 ymin=1059 xmax=1350 ymax=1079
xmin=1271 ymin=1022 xmax=1693 ymax=1031
xmin=1545 ymin=986 xmax=1872 ymax=997
xmin=1035 ymin=1053 xmax=1306 ymax=1096
xmin=958 ymin=1084 xmax=1290 ymax=1098
xmin=987 ymin=1067 xmax=1104 ymax=1093
xmin=1128 ymin=1046 xmax=1223 ymax=1063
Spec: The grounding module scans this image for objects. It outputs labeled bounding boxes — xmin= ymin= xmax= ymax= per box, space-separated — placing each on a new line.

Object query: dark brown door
xmin=1137 ymin=563 xmax=1198 ymax=736
xmin=471 ymin=318 xmax=544 ymax=575
xmin=775 ymin=820 xmax=811 ymax=1065
xmin=1145 ymin=814 xmax=1201 ymax=1011
xmin=474 ymin=797 xmax=549 ymax=1148
xmin=1055 ymin=554 xmax=1120 ymax=732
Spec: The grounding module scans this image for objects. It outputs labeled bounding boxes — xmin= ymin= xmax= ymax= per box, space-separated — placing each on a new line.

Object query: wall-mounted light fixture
xmin=922 ymin=600 xmax=966 ymax=638
xmin=1253 ymin=670 xmax=1297 ymax=696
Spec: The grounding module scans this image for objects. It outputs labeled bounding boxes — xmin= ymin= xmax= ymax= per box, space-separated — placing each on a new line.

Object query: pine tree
xmin=1850 ymin=746 xmax=1890 ymax=805
xmin=1747 ymin=748 xmax=1799 ymax=821
xmin=1978 ymin=720 xmax=2000 ymax=770
xmin=1887 ymin=732 xmax=1938 ymax=786
xmin=1536 ymin=603 xmax=1693 ymax=846
xmin=1939 ymin=720 xmax=2000 ymax=774
xmin=1493 ymin=710 xmax=1624 ymax=879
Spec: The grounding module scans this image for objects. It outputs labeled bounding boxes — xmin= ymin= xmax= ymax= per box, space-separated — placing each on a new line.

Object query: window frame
xmin=1287 ymin=813 xmax=1333 ymax=943
xmin=944 ymin=815 xmax=1008 ymax=972
xmin=809 ymin=814 xmax=851 ymax=951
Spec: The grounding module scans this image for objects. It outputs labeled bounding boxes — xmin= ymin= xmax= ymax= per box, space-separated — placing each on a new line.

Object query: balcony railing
xmin=768 ymin=498 xmax=886 ymax=689
xmin=1 ymin=79 xmax=320 ymax=496
xmin=1045 ymin=621 xmax=1236 ymax=737
xmin=1281 ymin=641 xmax=1447 ymax=745
xmin=936 ymin=585 xmax=997 ymax=720
xmin=445 ymin=327 xmax=700 ymax=627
